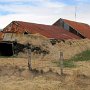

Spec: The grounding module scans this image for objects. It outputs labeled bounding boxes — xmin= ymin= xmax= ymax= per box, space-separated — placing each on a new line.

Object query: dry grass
xmin=0 ymin=34 xmax=90 ymax=90
xmin=0 ymin=57 xmax=90 ymax=90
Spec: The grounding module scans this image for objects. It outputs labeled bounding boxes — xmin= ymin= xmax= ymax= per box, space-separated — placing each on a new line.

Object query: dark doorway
xmin=0 ymin=42 xmax=13 ymax=56
xmin=24 ymin=31 xmax=28 ymax=35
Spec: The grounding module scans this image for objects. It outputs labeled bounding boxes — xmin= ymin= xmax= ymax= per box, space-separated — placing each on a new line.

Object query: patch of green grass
xmin=63 ymin=60 xmax=75 ymax=68
xmin=0 ymin=55 xmax=17 ymax=58
xmin=53 ymin=60 xmax=75 ymax=68
xmin=69 ymin=50 xmax=90 ymax=61
xmin=53 ymin=50 xmax=90 ymax=68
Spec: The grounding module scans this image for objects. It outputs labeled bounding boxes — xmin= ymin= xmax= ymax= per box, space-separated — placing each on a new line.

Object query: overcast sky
xmin=0 ymin=0 xmax=90 ymax=29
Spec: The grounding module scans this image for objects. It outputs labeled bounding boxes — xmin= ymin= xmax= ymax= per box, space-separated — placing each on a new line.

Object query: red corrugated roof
xmin=3 ymin=21 xmax=80 ymax=39
xmin=62 ymin=19 xmax=90 ymax=39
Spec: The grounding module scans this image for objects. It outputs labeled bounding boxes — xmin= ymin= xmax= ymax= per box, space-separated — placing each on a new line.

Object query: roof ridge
xmin=13 ymin=21 xmax=52 ymax=27
xmin=62 ymin=18 xmax=90 ymax=26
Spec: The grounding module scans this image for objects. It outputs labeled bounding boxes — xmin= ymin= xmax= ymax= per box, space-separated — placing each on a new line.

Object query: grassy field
xmin=69 ymin=50 xmax=90 ymax=61
xmin=53 ymin=50 xmax=90 ymax=68
xmin=0 ymin=37 xmax=90 ymax=90
xmin=0 ymin=57 xmax=90 ymax=90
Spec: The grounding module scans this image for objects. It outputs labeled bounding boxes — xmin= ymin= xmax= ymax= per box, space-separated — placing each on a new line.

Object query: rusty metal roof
xmin=3 ymin=21 xmax=80 ymax=39
xmin=58 ymin=18 xmax=90 ymax=39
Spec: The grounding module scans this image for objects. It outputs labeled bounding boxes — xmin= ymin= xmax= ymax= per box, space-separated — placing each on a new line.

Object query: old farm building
xmin=2 ymin=21 xmax=80 ymax=39
xmin=53 ymin=18 xmax=90 ymax=39
xmin=0 ymin=21 xmax=80 ymax=56
xmin=1 ymin=19 xmax=90 ymax=56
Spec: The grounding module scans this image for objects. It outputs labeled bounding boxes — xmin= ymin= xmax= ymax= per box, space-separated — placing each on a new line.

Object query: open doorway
xmin=0 ymin=42 xmax=13 ymax=56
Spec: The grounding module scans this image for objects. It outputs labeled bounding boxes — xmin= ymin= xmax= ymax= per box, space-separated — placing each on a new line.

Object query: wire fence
xmin=27 ymin=49 xmax=64 ymax=75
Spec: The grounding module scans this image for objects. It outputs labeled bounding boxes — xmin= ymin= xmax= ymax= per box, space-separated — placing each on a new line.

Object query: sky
xmin=0 ymin=0 xmax=90 ymax=29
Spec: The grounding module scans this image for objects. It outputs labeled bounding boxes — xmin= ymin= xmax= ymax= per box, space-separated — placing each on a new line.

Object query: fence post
xmin=60 ymin=52 xmax=64 ymax=75
xmin=28 ymin=48 xmax=32 ymax=70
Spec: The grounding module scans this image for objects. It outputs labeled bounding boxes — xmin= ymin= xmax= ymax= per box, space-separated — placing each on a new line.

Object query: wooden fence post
xmin=26 ymin=44 xmax=32 ymax=71
xmin=60 ymin=52 xmax=64 ymax=75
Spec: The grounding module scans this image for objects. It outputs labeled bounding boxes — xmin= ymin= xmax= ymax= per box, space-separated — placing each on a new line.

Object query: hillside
xmin=0 ymin=34 xmax=90 ymax=90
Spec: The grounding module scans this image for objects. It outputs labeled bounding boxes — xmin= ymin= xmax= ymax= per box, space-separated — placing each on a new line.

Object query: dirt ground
xmin=0 ymin=35 xmax=90 ymax=90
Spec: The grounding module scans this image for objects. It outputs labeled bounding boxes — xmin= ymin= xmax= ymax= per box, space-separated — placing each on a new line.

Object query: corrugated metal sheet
xmin=63 ymin=19 xmax=90 ymax=38
xmin=3 ymin=21 xmax=80 ymax=39
xmin=53 ymin=18 xmax=90 ymax=39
